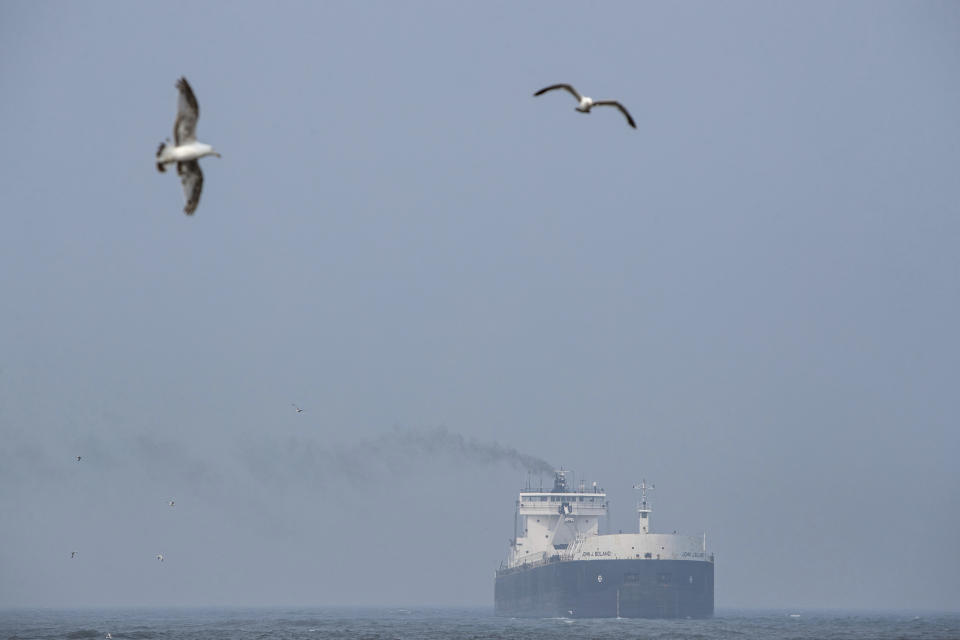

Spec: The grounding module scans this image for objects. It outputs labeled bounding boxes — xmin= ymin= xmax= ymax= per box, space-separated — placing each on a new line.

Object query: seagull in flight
xmin=156 ymin=77 xmax=221 ymax=215
xmin=156 ymin=553 xmax=164 ymax=562
xmin=168 ymin=500 xmax=175 ymax=507
xmin=292 ymin=403 xmax=304 ymax=414
xmin=533 ymin=84 xmax=636 ymax=129
xmin=71 ymin=551 xmax=78 ymax=559
xmin=76 ymin=456 xmax=82 ymax=462
xmin=106 ymin=634 xmax=113 ymax=639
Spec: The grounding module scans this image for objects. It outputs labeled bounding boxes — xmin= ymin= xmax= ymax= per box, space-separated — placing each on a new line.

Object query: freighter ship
xmin=494 ymin=470 xmax=714 ymax=618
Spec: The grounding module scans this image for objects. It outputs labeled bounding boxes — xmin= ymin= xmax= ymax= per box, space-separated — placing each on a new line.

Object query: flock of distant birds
xmin=69 ymin=460 xmax=173 ymax=564
xmin=70 ymin=402 xmax=303 ymax=564
xmin=70 ymin=403 xmax=305 ymax=568
xmin=156 ymin=78 xmax=636 ymax=215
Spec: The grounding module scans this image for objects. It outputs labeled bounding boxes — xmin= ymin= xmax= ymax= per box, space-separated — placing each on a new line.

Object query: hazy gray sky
xmin=1 ymin=0 xmax=958 ymax=611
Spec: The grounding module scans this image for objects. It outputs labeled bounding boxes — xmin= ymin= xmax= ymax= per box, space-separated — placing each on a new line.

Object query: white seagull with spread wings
xmin=533 ymin=84 xmax=636 ymax=129
xmin=156 ymin=77 xmax=221 ymax=215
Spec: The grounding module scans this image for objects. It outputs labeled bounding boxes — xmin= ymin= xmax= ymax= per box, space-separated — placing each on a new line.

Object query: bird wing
xmin=177 ymin=160 xmax=204 ymax=215
xmin=533 ymin=84 xmax=582 ymax=101
xmin=173 ymin=77 xmax=200 ymax=145
xmin=593 ymin=101 xmax=636 ymax=128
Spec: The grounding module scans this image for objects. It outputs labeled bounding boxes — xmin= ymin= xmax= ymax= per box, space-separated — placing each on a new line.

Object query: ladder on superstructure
xmin=564 ymin=533 xmax=586 ymax=560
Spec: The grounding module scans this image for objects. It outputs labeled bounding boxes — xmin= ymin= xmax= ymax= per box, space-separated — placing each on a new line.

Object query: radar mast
xmin=633 ymin=479 xmax=654 ymax=534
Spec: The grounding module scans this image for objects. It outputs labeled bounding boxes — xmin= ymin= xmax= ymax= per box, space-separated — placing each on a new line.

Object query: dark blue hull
xmin=494 ymin=558 xmax=714 ymax=618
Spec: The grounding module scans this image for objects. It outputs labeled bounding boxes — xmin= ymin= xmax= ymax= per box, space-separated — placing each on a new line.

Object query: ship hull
xmin=494 ymin=558 xmax=713 ymax=618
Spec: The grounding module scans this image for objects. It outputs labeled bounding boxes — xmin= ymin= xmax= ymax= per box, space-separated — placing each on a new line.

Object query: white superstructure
xmin=506 ymin=471 xmax=708 ymax=569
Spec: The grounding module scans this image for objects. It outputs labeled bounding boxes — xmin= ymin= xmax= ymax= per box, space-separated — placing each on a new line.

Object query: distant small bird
xmin=106 ymin=633 xmax=113 ymax=639
xmin=156 ymin=553 xmax=164 ymax=562
xmin=76 ymin=456 xmax=82 ymax=462
xmin=533 ymin=83 xmax=636 ymax=129
xmin=71 ymin=551 xmax=77 ymax=558
xmin=169 ymin=500 xmax=175 ymax=507
xmin=156 ymin=77 xmax=221 ymax=215
xmin=292 ymin=403 xmax=304 ymax=414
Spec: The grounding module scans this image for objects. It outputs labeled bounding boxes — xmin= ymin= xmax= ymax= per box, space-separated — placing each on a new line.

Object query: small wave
xmin=285 ymin=619 xmax=322 ymax=628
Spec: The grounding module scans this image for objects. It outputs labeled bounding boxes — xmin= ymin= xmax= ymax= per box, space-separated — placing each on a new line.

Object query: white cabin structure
xmin=506 ymin=471 xmax=708 ymax=569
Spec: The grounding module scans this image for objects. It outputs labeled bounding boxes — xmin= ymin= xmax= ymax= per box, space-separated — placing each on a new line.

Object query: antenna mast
xmin=633 ymin=479 xmax=655 ymax=534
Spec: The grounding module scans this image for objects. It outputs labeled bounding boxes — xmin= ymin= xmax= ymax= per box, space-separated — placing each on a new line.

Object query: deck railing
xmin=498 ymin=550 xmax=715 ymax=574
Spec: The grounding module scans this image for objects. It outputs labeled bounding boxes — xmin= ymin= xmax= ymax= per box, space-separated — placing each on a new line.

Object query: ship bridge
xmin=509 ymin=470 xmax=607 ymax=566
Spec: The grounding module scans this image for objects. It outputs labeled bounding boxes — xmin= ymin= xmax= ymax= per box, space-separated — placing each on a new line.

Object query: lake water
xmin=2 ymin=607 xmax=958 ymax=640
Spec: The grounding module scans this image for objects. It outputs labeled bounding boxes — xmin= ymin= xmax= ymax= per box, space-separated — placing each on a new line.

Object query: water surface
xmin=2 ymin=607 xmax=957 ymax=640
